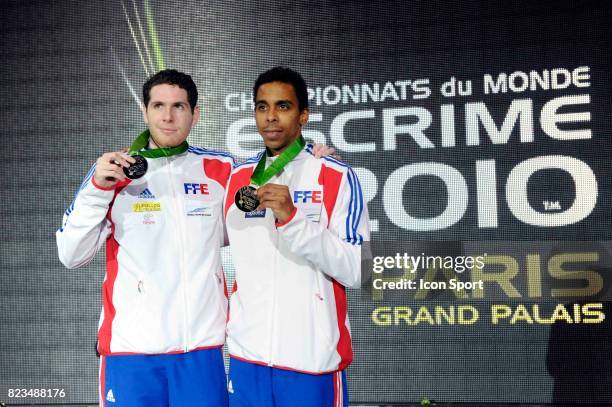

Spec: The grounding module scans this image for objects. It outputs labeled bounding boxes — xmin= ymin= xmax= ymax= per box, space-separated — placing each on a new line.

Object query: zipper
xmin=166 ymin=156 xmax=190 ymax=352
xmin=267 ymin=161 xmax=281 ymax=366
xmin=267 ymin=164 xmax=295 ymax=366
xmin=268 ymin=228 xmax=278 ymax=366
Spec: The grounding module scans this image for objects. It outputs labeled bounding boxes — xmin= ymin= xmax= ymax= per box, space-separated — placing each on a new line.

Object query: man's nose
xmin=266 ymin=107 xmax=278 ymax=122
xmin=162 ymin=107 xmax=173 ymax=121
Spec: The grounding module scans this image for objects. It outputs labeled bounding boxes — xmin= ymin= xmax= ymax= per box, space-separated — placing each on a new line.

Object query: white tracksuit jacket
xmin=224 ymin=146 xmax=370 ymax=374
xmin=56 ymin=147 xmax=234 ymax=355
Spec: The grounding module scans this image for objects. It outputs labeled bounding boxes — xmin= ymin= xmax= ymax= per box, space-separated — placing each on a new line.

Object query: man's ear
xmin=141 ymin=103 xmax=148 ymax=125
xmin=192 ymin=106 xmax=201 ymax=127
xmin=299 ymin=108 xmax=309 ymax=127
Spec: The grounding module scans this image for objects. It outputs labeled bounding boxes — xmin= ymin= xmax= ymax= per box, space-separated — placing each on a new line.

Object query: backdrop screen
xmin=1 ymin=0 xmax=611 ymax=404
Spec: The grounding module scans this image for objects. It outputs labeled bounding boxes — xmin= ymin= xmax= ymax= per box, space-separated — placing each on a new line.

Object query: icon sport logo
xmin=293 ymin=190 xmax=322 ymax=203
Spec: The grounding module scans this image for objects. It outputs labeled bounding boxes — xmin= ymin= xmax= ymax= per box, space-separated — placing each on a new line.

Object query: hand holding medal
xmin=234 ymin=136 xmax=305 ymax=220
xmin=93 ymin=130 xmax=189 ymax=188
xmin=93 ymin=151 xmax=137 ymax=189
xmin=255 ymin=184 xmax=295 ymax=223
xmin=123 ymin=129 xmax=189 ymax=179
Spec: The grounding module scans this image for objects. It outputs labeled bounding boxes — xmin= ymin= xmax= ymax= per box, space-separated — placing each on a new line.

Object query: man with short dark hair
xmin=57 ymin=69 xmax=232 ymax=406
xmin=224 ymin=67 xmax=370 ymax=407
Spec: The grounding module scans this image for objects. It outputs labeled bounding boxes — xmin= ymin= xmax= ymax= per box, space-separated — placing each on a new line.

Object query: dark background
xmin=1 ymin=0 xmax=611 ymax=404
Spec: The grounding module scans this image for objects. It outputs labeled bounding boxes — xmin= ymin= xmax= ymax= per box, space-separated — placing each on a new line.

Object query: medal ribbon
xmin=128 ymin=130 xmax=189 ymax=158
xmin=250 ymin=136 xmax=306 ymax=186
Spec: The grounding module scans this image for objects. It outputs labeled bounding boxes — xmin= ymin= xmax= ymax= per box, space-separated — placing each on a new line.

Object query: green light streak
xmin=132 ymin=0 xmax=155 ymax=73
xmin=144 ymin=0 xmax=166 ymax=71
xmin=121 ymin=0 xmax=150 ymax=76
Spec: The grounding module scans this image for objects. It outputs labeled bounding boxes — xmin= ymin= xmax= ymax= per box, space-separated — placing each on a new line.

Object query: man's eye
xmin=279 ymin=104 xmax=289 ymax=110
xmin=256 ymin=105 xmax=267 ymax=111
xmin=175 ymin=104 xmax=184 ymax=110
